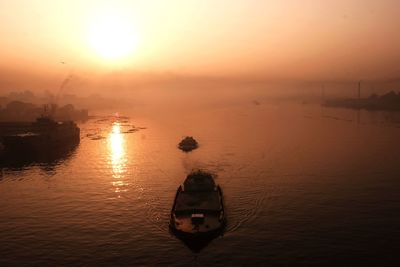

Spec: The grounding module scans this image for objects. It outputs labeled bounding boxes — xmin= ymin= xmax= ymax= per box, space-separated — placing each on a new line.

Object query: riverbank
xmin=324 ymin=91 xmax=400 ymax=111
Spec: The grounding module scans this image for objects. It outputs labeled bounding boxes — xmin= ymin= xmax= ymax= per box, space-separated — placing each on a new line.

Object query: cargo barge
xmin=0 ymin=116 xmax=80 ymax=158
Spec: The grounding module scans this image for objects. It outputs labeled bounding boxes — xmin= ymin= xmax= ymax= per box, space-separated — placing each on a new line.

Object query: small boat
xmin=170 ymin=171 xmax=225 ymax=250
xmin=178 ymin=136 xmax=198 ymax=152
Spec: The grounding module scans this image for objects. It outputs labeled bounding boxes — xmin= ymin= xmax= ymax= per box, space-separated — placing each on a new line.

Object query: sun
xmin=87 ymin=8 xmax=138 ymax=60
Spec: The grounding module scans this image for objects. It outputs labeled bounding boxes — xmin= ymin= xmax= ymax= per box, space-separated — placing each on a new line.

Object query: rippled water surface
xmin=1 ymin=103 xmax=400 ymax=266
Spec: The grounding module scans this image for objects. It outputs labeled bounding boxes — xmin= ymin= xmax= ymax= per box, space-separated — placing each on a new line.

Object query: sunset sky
xmin=1 ymin=0 xmax=400 ymax=90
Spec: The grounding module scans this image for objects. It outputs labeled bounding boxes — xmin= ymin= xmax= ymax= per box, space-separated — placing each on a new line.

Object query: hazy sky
xmin=1 ymin=0 xmax=400 ymax=88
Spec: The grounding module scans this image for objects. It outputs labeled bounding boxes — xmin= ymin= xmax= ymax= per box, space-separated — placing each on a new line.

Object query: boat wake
xmin=224 ymin=169 xmax=270 ymax=233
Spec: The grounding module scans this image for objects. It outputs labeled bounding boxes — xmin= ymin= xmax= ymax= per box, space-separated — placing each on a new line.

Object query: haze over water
xmin=2 ymin=0 xmax=400 ymax=92
xmin=1 ymin=0 xmax=400 ymax=266
xmin=1 ymin=100 xmax=399 ymax=266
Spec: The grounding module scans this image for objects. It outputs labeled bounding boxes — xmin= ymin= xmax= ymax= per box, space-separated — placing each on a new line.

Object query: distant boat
xmin=178 ymin=136 xmax=198 ymax=152
xmin=1 ymin=115 xmax=80 ymax=156
xmin=170 ymin=171 xmax=225 ymax=251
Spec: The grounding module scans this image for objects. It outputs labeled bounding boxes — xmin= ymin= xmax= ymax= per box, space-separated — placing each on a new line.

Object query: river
xmin=1 ymin=101 xmax=399 ymax=266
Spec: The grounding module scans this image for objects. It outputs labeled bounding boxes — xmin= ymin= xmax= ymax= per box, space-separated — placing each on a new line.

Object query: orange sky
xmin=1 ymin=0 xmax=400 ymax=89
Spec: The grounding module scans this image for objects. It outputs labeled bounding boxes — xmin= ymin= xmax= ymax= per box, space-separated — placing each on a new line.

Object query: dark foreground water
xmin=1 ymin=102 xmax=400 ymax=266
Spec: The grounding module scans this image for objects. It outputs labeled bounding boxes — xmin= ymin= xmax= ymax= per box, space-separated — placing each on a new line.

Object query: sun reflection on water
xmin=108 ymin=122 xmax=128 ymax=195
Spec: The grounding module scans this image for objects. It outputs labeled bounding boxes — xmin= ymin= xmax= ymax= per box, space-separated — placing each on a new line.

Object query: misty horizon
xmin=1 ymin=0 xmax=400 ymax=94
xmin=1 ymin=1 xmax=400 ymax=266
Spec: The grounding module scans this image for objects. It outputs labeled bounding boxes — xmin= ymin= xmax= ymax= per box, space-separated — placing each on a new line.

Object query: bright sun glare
xmin=88 ymin=8 xmax=138 ymax=60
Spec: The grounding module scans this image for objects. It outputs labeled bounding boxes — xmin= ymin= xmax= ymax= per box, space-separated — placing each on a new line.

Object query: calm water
xmin=1 ymin=102 xmax=400 ymax=266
